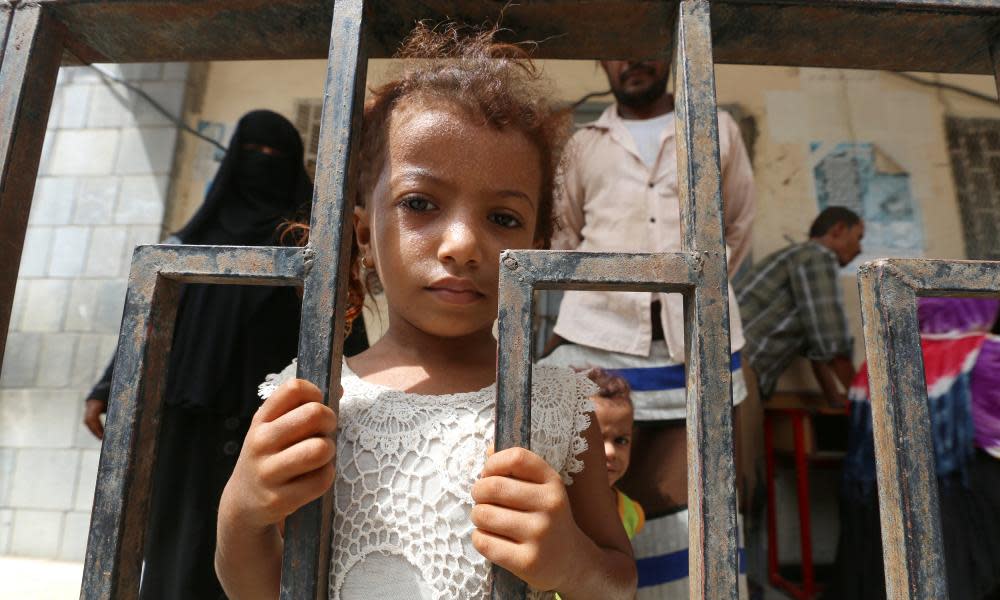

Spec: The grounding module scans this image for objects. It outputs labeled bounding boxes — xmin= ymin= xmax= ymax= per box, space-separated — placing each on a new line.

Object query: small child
xmin=585 ymin=368 xmax=644 ymax=540
xmin=214 ymin=23 xmax=636 ymax=600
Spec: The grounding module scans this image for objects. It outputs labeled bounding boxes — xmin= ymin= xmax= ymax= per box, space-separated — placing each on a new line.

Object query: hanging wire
xmin=87 ymin=64 xmax=229 ymax=153
xmin=887 ymin=72 xmax=999 ymax=106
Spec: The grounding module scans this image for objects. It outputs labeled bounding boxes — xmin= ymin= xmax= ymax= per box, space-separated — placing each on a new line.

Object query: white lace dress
xmin=258 ymin=360 xmax=597 ymax=600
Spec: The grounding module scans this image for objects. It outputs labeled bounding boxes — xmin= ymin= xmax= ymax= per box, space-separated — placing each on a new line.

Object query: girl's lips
xmin=426 ymin=287 xmax=485 ymax=305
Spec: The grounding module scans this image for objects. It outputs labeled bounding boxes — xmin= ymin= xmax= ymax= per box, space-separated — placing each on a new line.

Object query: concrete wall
xmin=0 ymin=63 xmax=188 ymax=561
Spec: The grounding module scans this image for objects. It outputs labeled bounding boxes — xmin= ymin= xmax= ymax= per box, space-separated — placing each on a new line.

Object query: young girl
xmin=215 ymin=25 xmax=637 ymax=600
xmin=585 ymin=368 xmax=644 ymax=541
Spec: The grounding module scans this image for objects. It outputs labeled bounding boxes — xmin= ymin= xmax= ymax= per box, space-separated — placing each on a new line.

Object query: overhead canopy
xmin=38 ymin=0 xmax=1000 ymax=75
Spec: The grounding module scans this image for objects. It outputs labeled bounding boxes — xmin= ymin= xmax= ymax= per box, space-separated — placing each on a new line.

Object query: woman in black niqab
xmin=85 ymin=110 xmax=366 ymax=600
xmin=162 ymin=110 xmax=314 ymax=419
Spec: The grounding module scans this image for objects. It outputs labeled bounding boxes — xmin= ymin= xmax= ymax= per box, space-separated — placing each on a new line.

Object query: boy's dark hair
xmin=808 ymin=206 xmax=862 ymax=238
xmin=585 ymin=367 xmax=632 ymax=408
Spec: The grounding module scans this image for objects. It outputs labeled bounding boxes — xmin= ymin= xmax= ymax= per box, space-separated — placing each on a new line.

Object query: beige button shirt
xmin=552 ymin=105 xmax=756 ymax=360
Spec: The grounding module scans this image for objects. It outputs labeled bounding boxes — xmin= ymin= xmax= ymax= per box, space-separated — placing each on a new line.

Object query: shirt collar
xmin=584 ymin=103 xmax=677 ymax=175
xmin=809 ymin=240 xmax=839 ymax=262
xmin=585 ymin=103 xmax=677 ymax=141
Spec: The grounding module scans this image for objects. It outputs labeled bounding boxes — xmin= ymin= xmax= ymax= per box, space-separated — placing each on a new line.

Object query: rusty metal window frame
xmin=493 ymin=6 xmax=740 ymax=597
xmin=1 ymin=1 xmax=1000 ymax=600
xmin=857 ymin=259 xmax=1000 ymax=600
xmin=82 ymin=2 xmax=370 ymax=598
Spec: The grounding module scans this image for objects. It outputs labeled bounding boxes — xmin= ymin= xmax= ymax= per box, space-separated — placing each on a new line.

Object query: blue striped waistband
xmin=637 ymin=548 xmax=746 ymax=587
xmin=615 ymin=352 xmax=742 ymax=392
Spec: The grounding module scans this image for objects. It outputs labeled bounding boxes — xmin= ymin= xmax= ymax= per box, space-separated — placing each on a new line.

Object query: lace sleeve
xmin=530 ymin=366 xmax=597 ymax=486
xmin=258 ymin=359 xmax=298 ymax=400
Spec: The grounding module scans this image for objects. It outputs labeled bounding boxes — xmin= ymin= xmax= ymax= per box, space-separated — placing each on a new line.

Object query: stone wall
xmin=0 ymin=62 xmax=188 ymax=561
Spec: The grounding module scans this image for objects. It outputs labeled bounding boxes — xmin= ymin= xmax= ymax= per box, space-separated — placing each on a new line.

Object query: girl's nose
xmin=438 ymin=218 xmax=482 ymax=266
xmin=604 ymin=440 xmax=617 ymax=462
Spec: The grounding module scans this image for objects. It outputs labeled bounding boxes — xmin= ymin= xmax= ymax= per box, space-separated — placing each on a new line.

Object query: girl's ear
xmin=354 ymin=205 xmax=372 ymax=253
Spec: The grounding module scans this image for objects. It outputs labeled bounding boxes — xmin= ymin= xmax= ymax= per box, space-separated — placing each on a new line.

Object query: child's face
xmin=593 ymin=397 xmax=633 ymax=487
xmin=356 ymin=101 xmax=542 ymax=340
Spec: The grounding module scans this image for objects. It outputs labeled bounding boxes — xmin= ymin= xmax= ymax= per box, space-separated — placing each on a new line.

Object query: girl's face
xmin=593 ymin=397 xmax=633 ymax=487
xmin=356 ymin=101 xmax=543 ymax=340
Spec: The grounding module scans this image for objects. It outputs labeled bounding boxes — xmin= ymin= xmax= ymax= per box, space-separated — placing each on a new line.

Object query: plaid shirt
xmin=735 ymin=241 xmax=853 ymax=397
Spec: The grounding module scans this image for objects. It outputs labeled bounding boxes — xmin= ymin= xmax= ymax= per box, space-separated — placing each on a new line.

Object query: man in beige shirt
xmin=542 ymin=59 xmax=756 ymax=598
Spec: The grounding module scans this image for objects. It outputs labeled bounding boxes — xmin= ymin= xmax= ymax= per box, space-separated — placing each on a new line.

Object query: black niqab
xmin=176 ymin=109 xmax=311 ymax=245
xmin=164 ymin=110 xmax=313 ymax=416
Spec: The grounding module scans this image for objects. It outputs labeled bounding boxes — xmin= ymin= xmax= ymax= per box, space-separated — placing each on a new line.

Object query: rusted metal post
xmin=492 ymin=252 xmax=535 ymax=600
xmin=279 ymin=0 xmax=368 ymax=598
xmin=857 ymin=263 xmax=943 ymax=600
xmin=494 ymin=250 xmax=702 ymax=598
xmin=0 ymin=1 xmax=62 ymax=373
xmin=991 ymin=33 xmax=999 ymax=99
xmin=1 ymin=2 xmax=12 ymax=66
xmin=673 ymin=2 xmax=739 ymax=598
xmin=81 ymin=246 xmax=307 ymax=600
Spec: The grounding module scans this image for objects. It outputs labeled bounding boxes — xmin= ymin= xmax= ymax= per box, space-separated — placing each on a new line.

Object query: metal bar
xmin=673 ymin=2 xmax=739 ymax=598
xmin=80 ymin=245 xmax=309 ymax=599
xmin=280 ymin=0 xmax=368 ymax=598
xmin=857 ymin=260 xmax=947 ymax=600
xmin=0 ymin=1 xmax=61 ymax=377
xmin=492 ymin=252 xmax=535 ymax=600
xmin=144 ymin=245 xmax=307 ymax=284
xmin=81 ymin=248 xmax=181 ymax=600
xmin=499 ymin=250 xmax=702 ymax=291
xmin=1 ymin=2 xmax=13 ymax=66
xmin=869 ymin=258 xmax=1000 ymax=293
xmin=493 ymin=249 xmax=700 ymax=598
xmin=991 ymin=32 xmax=999 ymax=100
xmin=33 ymin=1 xmax=1000 ymax=73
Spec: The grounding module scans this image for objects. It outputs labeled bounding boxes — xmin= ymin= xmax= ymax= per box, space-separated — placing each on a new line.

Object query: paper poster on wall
xmin=811 ymin=142 xmax=925 ymax=271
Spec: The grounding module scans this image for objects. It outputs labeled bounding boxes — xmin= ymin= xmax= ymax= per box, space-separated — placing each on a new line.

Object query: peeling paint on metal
xmin=0 ymin=1 xmax=60 ymax=382
xmin=858 ymin=258 xmax=1000 ymax=599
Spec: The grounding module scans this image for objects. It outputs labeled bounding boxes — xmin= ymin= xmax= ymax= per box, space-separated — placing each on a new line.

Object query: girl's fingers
xmin=470 ymin=529 xmax=530 ymax=575
xmin=471 ymin=475 xmax=548 ymax=512
xmin=274 ymin=462 xmax=337 ymax=516
xmin=255 ymin=378 xmax=324 ymax=424
xmin=470 ymin=503 xmax=543 ymax=543
xmin=255 ymin=401 xmax=337 ymax=453
xmin=481 ymin=447 xmax=558 ymax=484
xmin=259 ymin=436 xmax=336 ymax=485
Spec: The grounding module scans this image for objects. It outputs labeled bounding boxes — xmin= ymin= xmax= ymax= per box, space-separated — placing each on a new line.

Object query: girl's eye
xmin=615 ymin=437 xmax=630 ymax=447
xmin=401 ymin=196 xmax=436 ymax=212
xmin=489 ymin=212 xmax=522 ymax=229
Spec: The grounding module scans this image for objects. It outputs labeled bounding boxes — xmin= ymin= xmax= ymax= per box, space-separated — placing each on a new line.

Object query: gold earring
xmin=361 ymin=253 xmax=374 ymax=269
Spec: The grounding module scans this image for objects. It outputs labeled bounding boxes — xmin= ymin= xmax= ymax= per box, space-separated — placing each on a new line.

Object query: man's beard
xmin=611 ymin=72 xmax=670 ymax=112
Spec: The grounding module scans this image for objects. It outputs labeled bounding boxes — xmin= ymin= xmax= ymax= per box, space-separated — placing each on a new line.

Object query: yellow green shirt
xmin=616 ymin=488 xmax=645 ymax=540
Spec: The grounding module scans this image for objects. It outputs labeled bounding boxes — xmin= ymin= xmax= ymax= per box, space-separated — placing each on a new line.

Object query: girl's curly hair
xmin=283 ymin=22 xmax=571 ymax=334
xmin=585 ymin=367 xmax=633 ymax=408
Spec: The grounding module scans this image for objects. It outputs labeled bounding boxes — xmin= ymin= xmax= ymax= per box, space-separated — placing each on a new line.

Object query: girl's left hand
xmin=470 ymin=447 xmax=585 ymax=592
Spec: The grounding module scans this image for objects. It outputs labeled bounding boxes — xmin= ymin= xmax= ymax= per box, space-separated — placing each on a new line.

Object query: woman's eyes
xmin=488 ymin=212 xmax=523 ymax=229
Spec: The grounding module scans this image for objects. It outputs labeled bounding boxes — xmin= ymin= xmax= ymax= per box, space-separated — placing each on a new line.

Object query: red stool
xmin=764 ymin=397 xmax=846 ymax=600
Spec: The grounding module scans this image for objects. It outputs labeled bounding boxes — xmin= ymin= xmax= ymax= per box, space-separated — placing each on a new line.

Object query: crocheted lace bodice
xmin=258 ymin=360 xmax=596 ymax=599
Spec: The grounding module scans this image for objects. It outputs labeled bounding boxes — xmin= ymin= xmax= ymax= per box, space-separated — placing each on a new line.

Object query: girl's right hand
xmin=221 ymin=379 xmax=338 ymax=532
